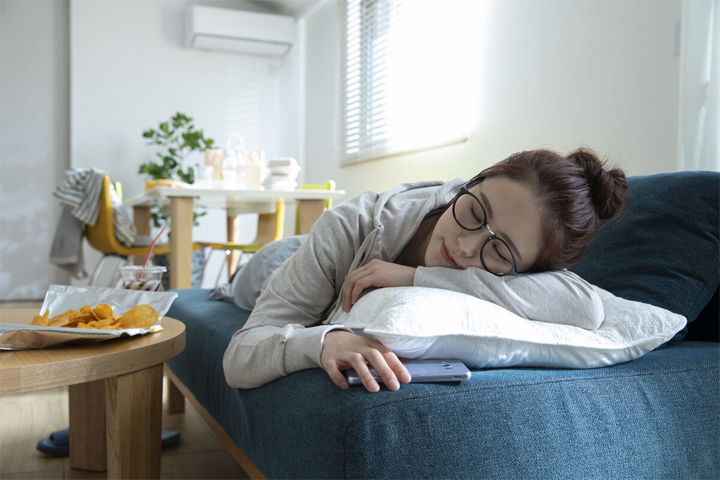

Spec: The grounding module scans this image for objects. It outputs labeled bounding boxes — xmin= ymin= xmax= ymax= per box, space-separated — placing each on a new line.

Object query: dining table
xmin=128 ymin=186 xmax=345 ymax=290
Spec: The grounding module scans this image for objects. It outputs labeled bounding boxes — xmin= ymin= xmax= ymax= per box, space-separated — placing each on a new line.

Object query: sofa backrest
xmin=570 ymin=171 xmax=719 ymax=341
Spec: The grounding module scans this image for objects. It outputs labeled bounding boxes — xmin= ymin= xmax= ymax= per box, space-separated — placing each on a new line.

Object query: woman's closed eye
xmin=467 ymin=203 xmax=482 ymax=224
xmin=493 ymin=244 xmax=509 ymax=263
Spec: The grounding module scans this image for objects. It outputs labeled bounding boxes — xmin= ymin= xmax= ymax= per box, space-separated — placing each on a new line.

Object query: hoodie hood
xmin=373 ymin=178 xmax=467 ymax=262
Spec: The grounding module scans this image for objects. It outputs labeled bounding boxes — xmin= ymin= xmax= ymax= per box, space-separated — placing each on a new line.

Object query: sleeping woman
xmin=222 ymin=148 xmax=628 ymax=393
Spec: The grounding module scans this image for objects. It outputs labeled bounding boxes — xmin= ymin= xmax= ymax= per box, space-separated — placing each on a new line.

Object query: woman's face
xmin=425 ymin=177 xmax=545 ymax=273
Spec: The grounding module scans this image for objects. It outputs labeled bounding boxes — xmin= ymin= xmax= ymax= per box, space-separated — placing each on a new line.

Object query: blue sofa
xmin=166 ymin=171 xmax=719 ymax=479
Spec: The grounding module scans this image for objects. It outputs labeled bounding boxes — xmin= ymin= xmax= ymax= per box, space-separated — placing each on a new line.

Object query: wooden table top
xmin=0 ymin=308 xmax=185 ymax=395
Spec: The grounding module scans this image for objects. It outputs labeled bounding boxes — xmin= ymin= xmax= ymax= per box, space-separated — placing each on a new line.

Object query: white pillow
xmin=327 ymin=286 xmax=687 ymax=369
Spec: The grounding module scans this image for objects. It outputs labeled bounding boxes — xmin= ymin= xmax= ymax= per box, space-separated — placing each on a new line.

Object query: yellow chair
xmin=196 ymin=198 xmax=286 ymax=254
xmin=198 ymin=180 xmax=336 ymax=283
xmin=86 ymin=175 xmax=198 ymax=286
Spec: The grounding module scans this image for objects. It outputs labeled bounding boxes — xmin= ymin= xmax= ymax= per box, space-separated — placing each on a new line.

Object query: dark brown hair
xmin=467 ymin=148 xmax=628 ymax=272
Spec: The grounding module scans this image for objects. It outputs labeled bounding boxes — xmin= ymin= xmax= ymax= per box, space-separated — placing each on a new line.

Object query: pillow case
xmin=327 ymin=286 xmax=686 ymax=369
xmin=569 ymin=171 xmax=719 ymax=335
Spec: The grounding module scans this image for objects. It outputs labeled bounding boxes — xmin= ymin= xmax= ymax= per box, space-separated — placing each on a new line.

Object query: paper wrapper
xmin=0 ymin=285 xmax=177 ymax=351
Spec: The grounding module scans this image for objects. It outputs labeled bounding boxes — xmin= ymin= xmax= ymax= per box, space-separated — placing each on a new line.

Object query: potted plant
xmin=138 ymin=112 xmax=215 ymax=227
xmin=138 ymin=112 xmax=215 ymax=288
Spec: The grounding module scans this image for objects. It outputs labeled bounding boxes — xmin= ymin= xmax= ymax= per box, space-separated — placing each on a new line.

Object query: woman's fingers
xmin=384 ymin=351 xmax=412 ymax=384
xmin=342 ymin=261 xmax=417 ymax=312
xmin=321 ymin=329 xmax=408 ymax=393
xmin=342 ymin=266 xmax=372 ymax=312
xmin=364 ymin=349 xmax=401 ymax=391
xmin=351 ymin=275 xmax=374 ymax=306
xmin=324 ymin=362 xmax=350 ymax=390
xmin=350 ymin=354 xmax=381 ymax=392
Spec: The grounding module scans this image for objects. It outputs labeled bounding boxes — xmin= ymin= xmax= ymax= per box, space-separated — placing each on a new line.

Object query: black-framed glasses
xmin=451 ymin=185 xmax=519 ymax=276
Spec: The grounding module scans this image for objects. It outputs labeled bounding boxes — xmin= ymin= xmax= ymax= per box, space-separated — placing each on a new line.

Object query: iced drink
xmin=118 ymin=266 xmax=166 ymax=291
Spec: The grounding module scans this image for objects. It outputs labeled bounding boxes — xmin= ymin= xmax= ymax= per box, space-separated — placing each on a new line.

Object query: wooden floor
xmin=0 ymin=383 xmax=250 ymax=479
xmin=0 ymin=302 xmax=249 ymax=480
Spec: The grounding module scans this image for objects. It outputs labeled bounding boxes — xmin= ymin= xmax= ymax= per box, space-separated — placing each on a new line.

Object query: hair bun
xmin=566 ymin=148 xmax=628 ymax=221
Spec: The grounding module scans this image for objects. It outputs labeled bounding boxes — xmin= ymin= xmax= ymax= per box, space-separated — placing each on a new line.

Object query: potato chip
xmin=118 ymin=304 xmax=159 ymax=329
xmin=63 ymin=315 xmax=86 ymax=328
xmin=91 ymin=318 xmax=115 ymax=328
xmin=30 ymin=310 xmax=49 ymax=326
xmin=29 ymin=304 xmax=159 ymax=331
xmin=49 ymin=310 xmax=79 ymax=328
xmin=77 ymin=313 xmax=95 ymax=323
xmin=93 ymin=304 xmax=113 ymax=320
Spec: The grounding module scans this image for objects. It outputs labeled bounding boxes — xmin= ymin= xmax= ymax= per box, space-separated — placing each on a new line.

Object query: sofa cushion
xmin=166 ymin=289 xmax=719 ymax=479
xmin=570 ymin=171 xmax=720 ymax=338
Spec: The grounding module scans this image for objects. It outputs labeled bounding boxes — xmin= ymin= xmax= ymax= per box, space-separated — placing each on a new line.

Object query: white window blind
xmin=339 ymin=0 xmax=480 ymax=166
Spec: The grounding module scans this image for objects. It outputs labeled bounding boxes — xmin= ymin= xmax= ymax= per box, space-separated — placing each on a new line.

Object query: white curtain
xmin=679 ymin=0 xmax=719 ymax=171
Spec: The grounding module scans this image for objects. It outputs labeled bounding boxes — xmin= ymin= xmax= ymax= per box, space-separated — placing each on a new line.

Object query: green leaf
xmin=192 ymin=210 xmax=207 ymax=226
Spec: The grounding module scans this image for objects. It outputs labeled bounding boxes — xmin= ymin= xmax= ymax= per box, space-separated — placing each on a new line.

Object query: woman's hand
xmin=342 ymin=259 xmax=416 ymax=312
xmin=321 ymin=330 xmax=412 ymax=392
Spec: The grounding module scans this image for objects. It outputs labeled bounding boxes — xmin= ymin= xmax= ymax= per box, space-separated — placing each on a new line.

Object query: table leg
xmin=69 ymin=380 xmax=107 ymax=471
xmin=166 ymin=375 xmax=186 ymax=413
xmin=132 ymin=206 xmax=152 ymax=266
xmin=170 ymin=196 xmax=194 ymax=290
xmin=297 ymin=199 xmax=326 ymax=235
xmin=226 ymin=214 xmax=242 ymax=279
xmin=105 ymin=363 xmax=163 ymax=479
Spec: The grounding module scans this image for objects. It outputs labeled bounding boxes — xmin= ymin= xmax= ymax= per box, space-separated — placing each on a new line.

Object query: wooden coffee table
xmin=0 ymin=308 xmax=185 ymax=479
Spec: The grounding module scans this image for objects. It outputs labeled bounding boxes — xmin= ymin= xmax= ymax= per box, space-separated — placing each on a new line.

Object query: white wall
xmin=303 ymin=0 xmax=683 ymax=200
xmin=1 ymin=0 xmax=71 ymax=300
xmin=70 ymin=0 xmax=301 ymax=287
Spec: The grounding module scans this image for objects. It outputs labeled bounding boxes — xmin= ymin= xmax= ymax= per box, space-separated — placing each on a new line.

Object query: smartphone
xmin=344 ymin=359 xmax=471 ymax=386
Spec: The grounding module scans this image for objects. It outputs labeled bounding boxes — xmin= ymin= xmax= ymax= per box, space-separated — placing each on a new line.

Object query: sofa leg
xmin=165 ymin=376 xmax=186 ymax=413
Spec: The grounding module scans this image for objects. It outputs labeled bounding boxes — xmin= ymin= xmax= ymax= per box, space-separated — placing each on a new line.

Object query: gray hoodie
xmin=223 ymin=179 xmax=604 ymax=389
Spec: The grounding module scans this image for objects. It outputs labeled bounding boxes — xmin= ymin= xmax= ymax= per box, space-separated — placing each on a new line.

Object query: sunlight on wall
xmin=341 ymin=0 xmax=484 ymax=164
xmin=384 ymin=0 xmax=482 ymax=152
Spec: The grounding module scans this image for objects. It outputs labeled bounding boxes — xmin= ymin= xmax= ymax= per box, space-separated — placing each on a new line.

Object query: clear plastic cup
xmin=118 ymin=266 xmax=166 ymax=292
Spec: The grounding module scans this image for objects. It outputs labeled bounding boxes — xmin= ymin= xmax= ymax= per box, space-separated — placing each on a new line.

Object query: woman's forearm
xmin=223 ymin=322 xmax=352 ymax=389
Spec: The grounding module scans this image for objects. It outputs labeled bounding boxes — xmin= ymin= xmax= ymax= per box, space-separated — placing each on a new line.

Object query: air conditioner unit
xmin=185 ymin=5 xmax=295 ymax=57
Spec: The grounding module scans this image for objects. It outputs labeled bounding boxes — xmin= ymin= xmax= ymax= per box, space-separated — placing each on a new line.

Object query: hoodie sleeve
xmin=413 ymin=267 xmax=604 ymax=330
xmin=223 ymin=192 xmax=379 ymax=389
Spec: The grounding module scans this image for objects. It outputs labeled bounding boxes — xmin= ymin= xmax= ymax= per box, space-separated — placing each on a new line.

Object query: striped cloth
xmin=53 ymin=168 xmax=104 ymax=225
xmin=53 ymin=168 xmax=136 ymax=247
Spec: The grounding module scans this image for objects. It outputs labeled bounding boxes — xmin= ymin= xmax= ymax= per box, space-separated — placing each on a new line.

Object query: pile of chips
xmin=29 ymin=304 xmax=159 ymax=330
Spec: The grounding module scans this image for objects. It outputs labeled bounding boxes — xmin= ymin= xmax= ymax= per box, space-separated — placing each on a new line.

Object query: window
xmin=339 ymin=0 xmax=481 ymax=165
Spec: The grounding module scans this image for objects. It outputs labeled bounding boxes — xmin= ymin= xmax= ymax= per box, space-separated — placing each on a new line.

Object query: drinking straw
xmin=142 ymin=224 xmax=167 ymax=268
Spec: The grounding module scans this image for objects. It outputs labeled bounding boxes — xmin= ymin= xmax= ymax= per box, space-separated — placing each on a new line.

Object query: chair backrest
xmin=294 ymin=180 xmax=336 ymax=235
xmin=86 ymin=175 xmax=125 ymax=255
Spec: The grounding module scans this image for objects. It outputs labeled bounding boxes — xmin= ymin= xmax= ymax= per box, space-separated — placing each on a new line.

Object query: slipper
xmin=161 ymin=429 xmax=181 ymax=448
xmin=50 ymin=427 xmax=70 ymax=446
xmin=37 ymin=429 xmax=181 ymax=457
xmin=36 ymin=435 xmax=68 ymax=457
